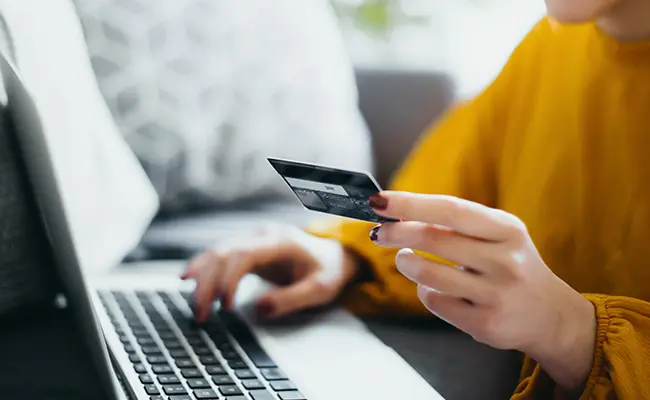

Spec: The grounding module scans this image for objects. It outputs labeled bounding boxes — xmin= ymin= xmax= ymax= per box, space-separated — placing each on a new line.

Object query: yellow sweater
xmin=308 ymin=17 xmax=650 ymax=399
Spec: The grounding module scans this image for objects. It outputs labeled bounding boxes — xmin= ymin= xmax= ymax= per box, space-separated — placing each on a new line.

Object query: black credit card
xmin=268 ymin=157 xmax=397 ymax=223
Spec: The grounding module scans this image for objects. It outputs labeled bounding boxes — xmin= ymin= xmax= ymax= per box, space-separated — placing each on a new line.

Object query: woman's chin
xmin=546 ymin=10 xmax=595 ymax=25
xmin=545 ymin=0 xmax=612 ymax=24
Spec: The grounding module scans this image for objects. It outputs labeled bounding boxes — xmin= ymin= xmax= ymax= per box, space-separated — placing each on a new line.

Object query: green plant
xmin=331 ymin=0 xmax=429 ymax=38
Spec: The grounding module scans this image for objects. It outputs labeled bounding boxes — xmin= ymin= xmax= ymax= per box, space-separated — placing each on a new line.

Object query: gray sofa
xmin=135 ymin=68 xmax=523 ymax=400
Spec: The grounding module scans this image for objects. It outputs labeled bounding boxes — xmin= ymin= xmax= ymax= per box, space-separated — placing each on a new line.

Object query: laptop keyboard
xmin=97 ymin=290 xmax=306 ymax=400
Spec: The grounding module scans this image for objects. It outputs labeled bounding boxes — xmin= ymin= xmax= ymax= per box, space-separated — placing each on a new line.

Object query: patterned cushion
xmin=72 ymin=0 xmax=372 ymax=212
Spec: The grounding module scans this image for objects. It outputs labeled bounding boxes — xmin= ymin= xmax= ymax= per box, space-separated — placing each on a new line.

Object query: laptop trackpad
xmin=234 ymin=276 xmax=444 ymax=400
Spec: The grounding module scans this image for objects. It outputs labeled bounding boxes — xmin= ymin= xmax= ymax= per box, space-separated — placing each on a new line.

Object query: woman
xmin=183 ymin=0 xmax=650 ymax=398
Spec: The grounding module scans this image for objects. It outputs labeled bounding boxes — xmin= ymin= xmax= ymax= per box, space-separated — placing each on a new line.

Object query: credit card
xmin=268 ymin=157 xmax=447 ymax=264
xmin=267 ymin=157 xmax=398 ymax=223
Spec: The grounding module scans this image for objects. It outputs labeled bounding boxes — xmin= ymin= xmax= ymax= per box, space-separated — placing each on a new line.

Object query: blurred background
xmin=331 ymin=0 xmax=544 ymax=98
xmin=3 ymin=0 xmax=546 ymax=262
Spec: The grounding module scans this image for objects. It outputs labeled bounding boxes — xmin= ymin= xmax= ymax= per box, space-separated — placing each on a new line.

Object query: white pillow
xmin=0 ymin=0 xmax=159 ymax=273
xmin=72 ymin=0 xmax=373 ymax=211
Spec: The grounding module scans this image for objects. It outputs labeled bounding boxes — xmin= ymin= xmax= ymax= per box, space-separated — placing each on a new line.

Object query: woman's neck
xmin=597 ymin=0 xmax=650 ymax=41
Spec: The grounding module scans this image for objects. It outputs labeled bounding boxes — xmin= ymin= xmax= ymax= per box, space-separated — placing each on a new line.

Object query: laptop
xmin=1 ymin=53 xmax=444 ymax=400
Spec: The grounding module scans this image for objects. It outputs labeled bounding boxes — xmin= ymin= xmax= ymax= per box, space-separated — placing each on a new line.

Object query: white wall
xmin=336 ymin=0 xmax=546 ymax=99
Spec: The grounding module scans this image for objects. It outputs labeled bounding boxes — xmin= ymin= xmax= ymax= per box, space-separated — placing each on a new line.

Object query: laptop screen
xmin=0 ymin=53 xmax=124 ymax=400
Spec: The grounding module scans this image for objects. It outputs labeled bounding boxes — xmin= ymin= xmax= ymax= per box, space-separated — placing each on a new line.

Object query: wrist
xmin=527 ymin=285 xmax=597 ymax=393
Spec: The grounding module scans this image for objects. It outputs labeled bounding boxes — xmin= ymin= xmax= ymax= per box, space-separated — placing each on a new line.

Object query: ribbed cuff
xmin=579 ymin=294 xmax=611 ymax=400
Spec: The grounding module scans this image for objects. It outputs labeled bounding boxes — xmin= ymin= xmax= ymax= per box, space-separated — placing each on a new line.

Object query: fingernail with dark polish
xmin=256 ymin=301 xmax=275 ymax=318
xmin=369 ymin=225 xmax=381 ymax=242
xmin=369 ymin=194 xmax=388 ymax=210
xmin=219 ymin=295 xmax=229 ymax=311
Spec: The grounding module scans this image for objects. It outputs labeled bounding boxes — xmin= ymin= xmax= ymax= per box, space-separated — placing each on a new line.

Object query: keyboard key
xmin=234 ymin=369 xmax=255 ymax=379
xmin=249 ymin=390 xmax=275 ymax=400
xmin=138 ymin=337 xmax=156 ymax=345
xmin=193 ymin=389 xmax=218 ymax=399
xmin=225 ymin=397 xmax=247 ymax=400
xmin=193 ymin=347 xmax=212 ymax=356
xmin=129 ymin=354 xmax=141 ymax=363
xmin=212 ymin=375 xmax=234 ymax=386
xmin=198 ymin=356 xmax=219 ymax=365
xmin=147 ymin=312 xmax=163 ymax=320
xmin=219 ymin=386 xmax=242 ymax=396
xmin=278 ymin=391 xmax=306 ymax=400
xmin=207 ymin=332 xmax=228 ymax=344
xmin=260 ymin=368 xmax=286 ymax=381
xmin=128 ymin=322 xmax=146 ymax=331
xmin=216 ymin=342 xmax=234 ymax=352
xmin=132 ymin=328 xmax=149 ymax=336
xmin=187 ymin=337 xmax=204 ymax=346
xmin=134 ymin=364 xmax=147 ymax=373
xmin=205 ymin=365 xmax=227 ymax=375
xmin=149 ymin=396 xmax=163 ymax=400
xmin=139 ymin=374 xmax=153 ymax=384
xmin=144 ymin=385 xmax=160 ymax=395
xmin=245 ymin=348 xmax=276 ymax=368
xmin=157 ymin=375 xmax=180 ymax=384
xmin=220 ymin=350 xmax=240 ymax=360
xmin=181 ymin=368 xmax=202 ymax=378
xmin=163 ymin=385 xmax=187 ymax=395
xmin=210 ymin=335 xmax=230 ymax=346
xmin=176 ymin=359 xmax=195 ymax=368
xmin=228 ymin=360 xmax=247 ymax=369
xmin=152 ymin=365 xmax=174 ymax=374
xmin=147 ymin=356 xmax=168 ymax=364
xmin=177 ymin=319 xmax=200 ymax=332
xmin=123 ymin=344 xmax=135 ymax=354
xmin=187 ymin=378 xmax=210 ymax=388
xmin=158 ymin=331 xmax=176 ymax=339
xmin=119 ymin=335 xmax=130 ymax=344
xmin=169 ymin=349 xmax=189 ymax=359
xmin=221 ymin=312 xmax=276 ymax=368
xmin=271 ymin=380 xmax=297 ymax=391
xmin=164 ymin=340 xmax=183 ymax=349
xmin=184 ymin=331 xmax=202 ymax=339
xmin=242 ymin=379 xmax=264 ymax=390
xmin=152 ymin=321 xmax=170 ymax=330
xmin=168 ymin=396 xmax=192 ymax=400
xmin=142 ymin=346 xmax=162 ymax=355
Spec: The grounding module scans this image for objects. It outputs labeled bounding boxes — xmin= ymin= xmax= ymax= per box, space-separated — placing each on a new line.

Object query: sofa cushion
xmin=72 ymin=0 xmax=372 ymax=212
xmin=355 ymin=68 xmax=455 ymax=187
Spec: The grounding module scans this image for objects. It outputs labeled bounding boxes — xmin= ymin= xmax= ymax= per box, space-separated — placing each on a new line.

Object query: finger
xmin=182 ymin=251 xmax=212 ymax=280
xmin=417 ymin=285 xmax=480 ymax=332
xmin=219 ymin=252 xmax=257 ymax=312
xmin=396 ymin=249 xmax=492 ymax=303
xmin=255 ymin=277 xmax=327 ymax=319
xmin=192 ymin=252 xmax=229 ymax=322
xmin=370 ymin=192 xmax=524 ymax=242
xmin=373 ymin=221 xmax=498 ymax=271
xmin=220 ymin=243 xmax=290 ymax=312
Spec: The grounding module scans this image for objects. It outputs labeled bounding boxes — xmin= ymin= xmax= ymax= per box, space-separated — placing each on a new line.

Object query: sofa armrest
xmin=354 ymin=67 xmax=455 ymax=187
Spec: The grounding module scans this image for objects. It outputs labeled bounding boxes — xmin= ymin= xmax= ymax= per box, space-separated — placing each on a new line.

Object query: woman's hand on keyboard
xmin=181 ymin=225 xmax=361 ymax=322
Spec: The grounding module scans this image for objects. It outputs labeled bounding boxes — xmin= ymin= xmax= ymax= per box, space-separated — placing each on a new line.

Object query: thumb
xmin=256 ymin=277 xmax=329 ymax=319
